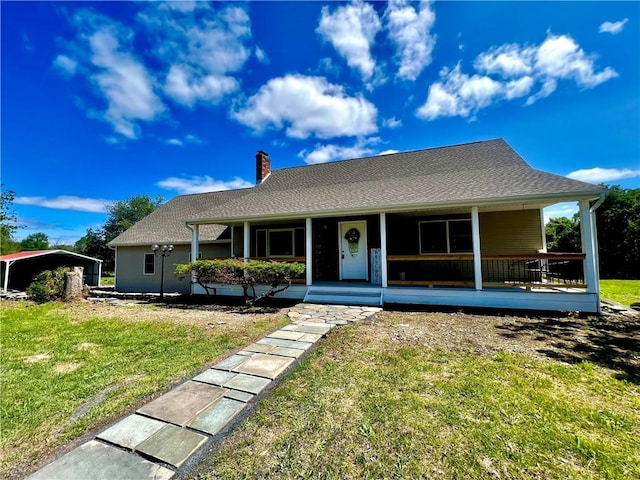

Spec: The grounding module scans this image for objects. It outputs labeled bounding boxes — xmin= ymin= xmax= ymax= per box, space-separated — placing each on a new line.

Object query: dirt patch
xmin=76 ymin=342 xmax=99 ymax=352
xmin=61 ymin=300 xmax=286 ymax=337
xmin=24 ymin=354 xmax=51 ymax=364
xmin=372 ymin=309 xmax=640 ymax=382
xmin=52 ymin=362 xmax=82 ymax=374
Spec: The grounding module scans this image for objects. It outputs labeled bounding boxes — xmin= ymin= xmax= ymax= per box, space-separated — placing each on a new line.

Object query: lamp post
xmin=152 ymin=244 xmax=174 ymax=300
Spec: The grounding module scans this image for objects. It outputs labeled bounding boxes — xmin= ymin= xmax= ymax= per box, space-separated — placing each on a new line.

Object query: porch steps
xmin=303 ymin=285 xmax=383 ymax=307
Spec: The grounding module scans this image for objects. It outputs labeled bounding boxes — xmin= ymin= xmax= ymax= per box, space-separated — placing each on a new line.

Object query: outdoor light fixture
xmin=152 ymin=244 xmax=174 ymax=299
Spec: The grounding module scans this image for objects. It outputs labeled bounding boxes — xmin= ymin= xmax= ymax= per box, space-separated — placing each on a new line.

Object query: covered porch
xmin=188 ymin=198 xmax=602 ymax=313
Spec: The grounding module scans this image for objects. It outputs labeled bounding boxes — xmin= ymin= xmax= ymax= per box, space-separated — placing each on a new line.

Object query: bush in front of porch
xmin=175 ymin=259 xmax=305 ymax=304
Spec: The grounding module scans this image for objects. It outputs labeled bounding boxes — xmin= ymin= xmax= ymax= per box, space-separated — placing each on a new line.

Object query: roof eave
xmin=187 ymin=190 xmax=605 ymax=225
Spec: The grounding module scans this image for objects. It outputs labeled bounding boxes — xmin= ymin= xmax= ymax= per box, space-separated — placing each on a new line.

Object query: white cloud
xmin=15 ymin=196 xmax=111 ymax=213
xmin=299 ymin=137 xmax=394 ymax=164
xmin=534 ymin=34 xmax=618 ymax=89
xmin=255 ymin=46 xmax=269 ymax=64
xmin=232 ymin=74 xmax=378 ymax=139
xmin=382 ymin=116 xmax=402 ymax=128
xmin=418 ymin=33 xmax=618 ymax=120
xmin=138 ymin=4 xmax=252 ymax=108
xmin=163 ymin=65 xmax=238 ymax=108
xmin=385 ymin=0 xmax=436 ymax=81
xmin=417 ymin=64 xmax=503 ymax=120
xmin=157 ymin=175 xmax=252 ymax=194
xmin=58 ymin=11 xmax=165 ymax=139
xmin=164 ymin=134 xmax=204 ymax=146
xmin=599 ymin=18 xmax=628 ymax=35
xmin=317 ymin=0 xmax=381 ymax=82
xmin=567 ymin=167 xmax=640 ymax=183
xmin=378 ymin=149 xmax=400 ymax=155
xmin=474 ymin=44 xmax=534 ymax=78
xmin=53 ymin=55 xmax=77 ymax=77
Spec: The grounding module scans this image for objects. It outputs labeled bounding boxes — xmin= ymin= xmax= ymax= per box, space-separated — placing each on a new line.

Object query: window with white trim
xmin=419 ymin=219 xmax=472 ymax=254
xmin=143 ymin=253 xmax=155 ymax=275
xmin=256 ymin=227 xmax=305 ymax=257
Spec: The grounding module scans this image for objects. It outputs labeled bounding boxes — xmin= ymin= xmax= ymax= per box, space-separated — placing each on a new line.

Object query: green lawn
xmin=193 ymin=314 xmax=640 ymax=480
xmin=0 ymin=301 xmax=287 ymax=479
xmin=600 ymin=280 xmax=640 ymax=308
xmin=100 ymin=276 xmax=115 ymax=286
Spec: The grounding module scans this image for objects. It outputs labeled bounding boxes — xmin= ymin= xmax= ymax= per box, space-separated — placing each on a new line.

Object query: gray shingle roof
xmin=108 ymin=188 xmax=250 ymax=246
xmin=191 ymin=139 xmax=604 ymax=223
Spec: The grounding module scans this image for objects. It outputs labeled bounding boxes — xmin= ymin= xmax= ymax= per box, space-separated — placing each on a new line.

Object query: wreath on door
xmin=344 ymin=228 xmax=361 ymax=256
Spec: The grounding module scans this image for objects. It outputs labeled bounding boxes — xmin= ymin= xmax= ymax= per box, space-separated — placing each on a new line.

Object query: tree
xmin=20 ymin=232 xmax=50 ymax=251
xmin=76 ymin=195 xmax=163 ymax=272
xmin=103 ymin=195 xmax=163 ymax=243
xmin=545 ymin=186 xmax=639 ymax=280
xmin=1 ymin=185 xmax=22 ymax=255
xmin=596 ymin=186 xmax=640 ymax=279
xmin=545 ymin=216 xmax=580 ymax=252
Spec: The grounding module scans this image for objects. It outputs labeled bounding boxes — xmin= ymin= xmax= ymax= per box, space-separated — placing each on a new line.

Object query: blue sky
xmin=2 ymin=1 xmax=639 ymax=244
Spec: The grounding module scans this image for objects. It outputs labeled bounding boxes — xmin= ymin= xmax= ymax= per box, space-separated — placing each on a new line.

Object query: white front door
xmin=339 ymin=221 xmax=368 ymax=280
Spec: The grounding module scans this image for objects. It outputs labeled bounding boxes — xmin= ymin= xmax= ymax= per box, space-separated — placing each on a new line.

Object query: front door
xmin=339 ymin=220 xmax=368 ymax=280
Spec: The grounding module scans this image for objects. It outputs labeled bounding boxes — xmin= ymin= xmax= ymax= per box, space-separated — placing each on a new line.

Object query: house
xmin=109 ymin=139 xmax=606 ymax=312
xmin=0 ymin=249 xmax=102 ymax=292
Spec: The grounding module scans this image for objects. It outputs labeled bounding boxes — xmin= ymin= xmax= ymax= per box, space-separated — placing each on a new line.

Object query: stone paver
xmin=193 ymin=368 xmax=238 ymax=386
xmin=189 ymin=397 xmax=245 ymax=435
xmin=267 ymin=330 xmax=307 ymax=341
xmin=97 ymin=414 xmax=165 ymax=450
xmin=224 ymin=373 xmax=271 ymax=394
xmin=138 ymin=381 xmax=225 ymax=426
xmin=27 ymin=440 xmax=174 ymax=480
xmin=224 ymin=389 xmax=254 ymax=403
xmin=213 ymin=354 xmax=250 ymax=371
xmin=257 ymin=337 xmax=313 ymax=350
xmin=27 ymin=302 xmax=381 ymax=480
xmin=233 ymin=353 xmax=294 ymax=379
xmin=136 ymin=424 xmax=207 ymax=468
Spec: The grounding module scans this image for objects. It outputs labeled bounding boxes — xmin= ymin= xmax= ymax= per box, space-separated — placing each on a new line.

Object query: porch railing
xmin=387 ymin=253 xmax=586 ymax=289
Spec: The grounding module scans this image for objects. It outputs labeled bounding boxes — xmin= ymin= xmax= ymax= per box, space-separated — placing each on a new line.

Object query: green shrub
xmin=175 ymin=259 xmax=305 ymax=304
xmin=26 ymin=267 xmax=69 ymax=303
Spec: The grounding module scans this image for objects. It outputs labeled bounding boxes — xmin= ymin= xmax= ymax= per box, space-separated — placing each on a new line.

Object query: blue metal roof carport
xmin=0 ymin=250 xmax=103 ymax=292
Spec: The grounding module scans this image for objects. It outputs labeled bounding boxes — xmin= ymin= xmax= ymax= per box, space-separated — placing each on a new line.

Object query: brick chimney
xmin=256 ymin=150 xmax=271 ymax=184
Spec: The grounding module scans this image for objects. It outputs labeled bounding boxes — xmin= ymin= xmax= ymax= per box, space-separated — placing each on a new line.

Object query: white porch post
xmin=579 ymin=200 xmax=597 ymax=294
xmin=230 ymin=225 xmax=235 ymax=257
xmin=539 ymin=208 xmax=547 ymax=252
xmin=243 ymin=221 xmax=250 ymax=262
xmin=97 ymin=261 xmax=103 ymax=287
xmin=305 ymin=217 xmax=313 ymax=285
xmin=380 ymin=212 xmax=388 ymax=288
xmin=190 ymin=224 xmax=200 ymax=261
xmin=3 ymin=261 xmax=11 ymax=292
xmin=471 ymin=207 xmax=482 ymax=290
xmin=190 ymin=224 xmax=200 ymax=285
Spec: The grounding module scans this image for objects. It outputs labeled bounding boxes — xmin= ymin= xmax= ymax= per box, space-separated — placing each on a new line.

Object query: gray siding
xmin=115 ymin=243 xmax=230 ymax=293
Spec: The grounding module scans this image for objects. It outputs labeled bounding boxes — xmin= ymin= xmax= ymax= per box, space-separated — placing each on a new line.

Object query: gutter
xmin=590 ymin=192 xmax=606 ymax=213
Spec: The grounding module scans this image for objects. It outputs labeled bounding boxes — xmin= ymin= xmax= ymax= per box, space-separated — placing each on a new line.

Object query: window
xmin=143 ymin=253 xmax=155 ymax=275
xmin=256 ymin=227 xmax=305 ymax=257
xmin=419 ymin=219 xmax=472 ymax=254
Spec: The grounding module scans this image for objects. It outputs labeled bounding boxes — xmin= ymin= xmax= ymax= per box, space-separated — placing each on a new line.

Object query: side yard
xmin=0 ymin=300 xmax=288 ymax=479
xmin=192 ymin=310 xmax=640 ymax=480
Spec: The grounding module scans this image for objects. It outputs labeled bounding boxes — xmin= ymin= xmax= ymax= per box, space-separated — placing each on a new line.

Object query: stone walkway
xmin=27 ymin=303 xmax=381 ymax=480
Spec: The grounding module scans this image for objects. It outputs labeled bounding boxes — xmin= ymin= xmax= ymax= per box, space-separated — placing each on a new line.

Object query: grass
xmin=600 ymin=280 xmax=640 ymax=308
xmin=100 ymin=276 xmax=115 ymax=286
xmin=0 ymin=301 xmax=287 ymax=479
xmin=194 ymin=319 xmax=640 ymax=480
